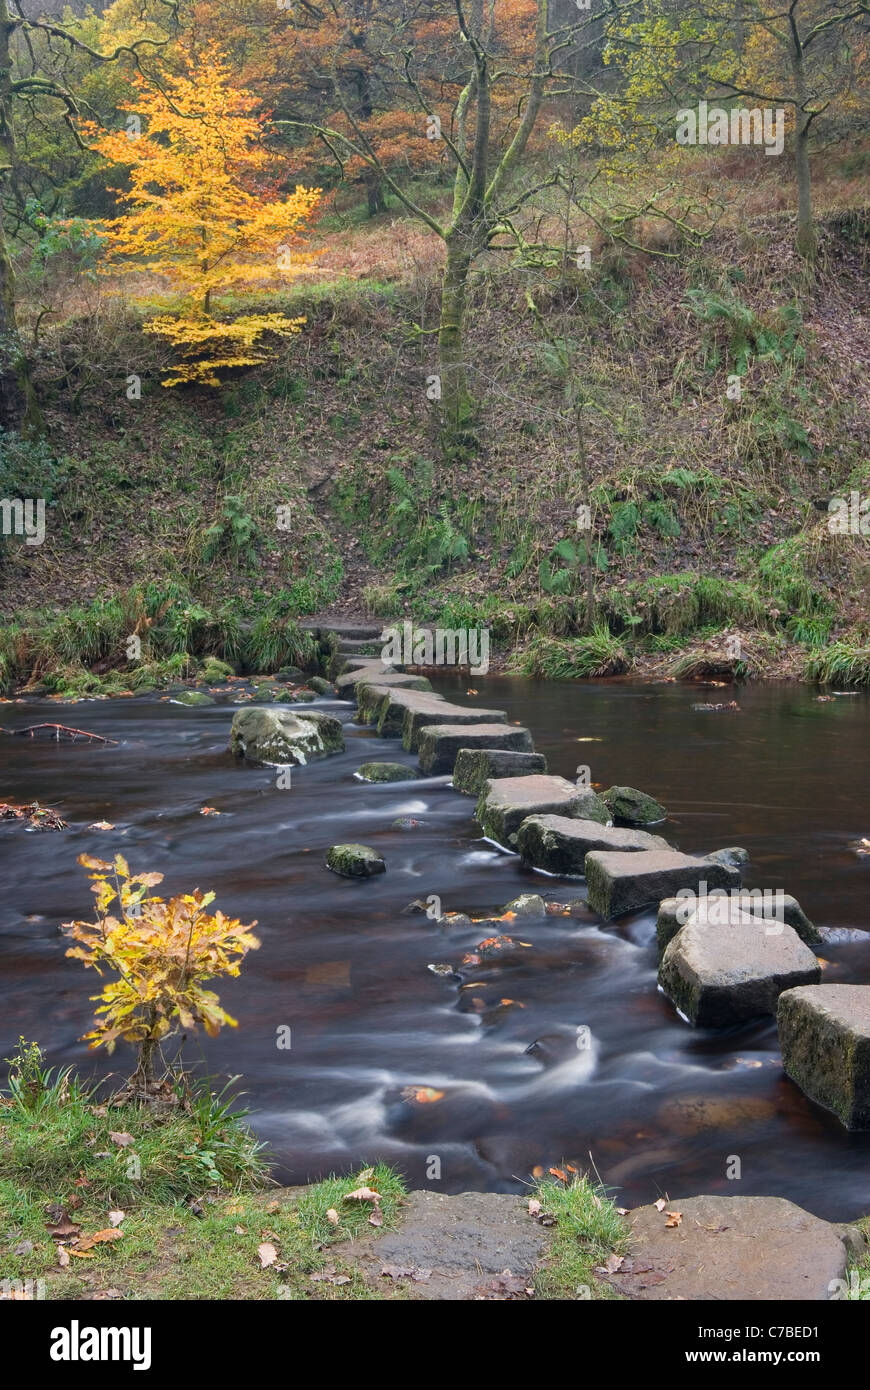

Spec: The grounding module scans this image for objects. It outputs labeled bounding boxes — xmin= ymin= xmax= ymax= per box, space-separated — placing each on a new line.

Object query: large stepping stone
xmin=335 ymin=665 xmax=432 ymax=695
xmin=476 ymin=776 xmax=610 ymax=848
xmin=332 ymin=1190 xmax=550 ymax=1300
xmin=656 ymin=891 xmax=821 ymax=957
xmin=658 ymin=908 xmax=821 ymax=1026
xmin=778 ymin=984 xmax=870 ymax=1130
xmin=585 ymin=850 xmax=740 ymax=919
xmin=401 ymin=698 xmax=508 ymax=752
xmin=417 ymin=723 xmax=534 ymax=776
xmin=300 ymin=619 xmax=385 ymax=641
xmin=228 ymin=707 xmax=344 ymax=764
xmin=516 ymin=815 xmax=669 ymax=873
xmin=356 ymin=684 xmax=446 ymax=732
xmin=453 ymin=749 xmax=548 ymax=796
xmin=614 ymin=1195 xmax=854 ymax=1301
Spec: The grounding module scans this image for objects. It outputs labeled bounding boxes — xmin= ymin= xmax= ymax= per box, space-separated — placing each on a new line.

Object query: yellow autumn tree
xmin=86 ymin=44 xmax=322 ymax=386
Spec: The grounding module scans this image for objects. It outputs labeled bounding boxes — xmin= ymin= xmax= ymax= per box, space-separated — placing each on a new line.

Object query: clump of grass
xmin=804 ymin=638 xmax=870 ymax=687
xmin=531 ymin=1174 xmax=629 ymax=1300
xmin=603 ymin=573 xmax=770 ymax=638
xmin=510 ymin=626 xmax=631 ymax=679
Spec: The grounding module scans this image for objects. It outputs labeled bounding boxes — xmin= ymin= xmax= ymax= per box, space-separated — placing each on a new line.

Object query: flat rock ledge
xmin=585 ymin=850 xmax=741 ymax=919
xmin=453 ymin=748 xmax=548 ymax=796
xmin=418 ymin=723 xmax=534 ymax=776
xmin=229 ymin=707 xmax=344 ymax=765
xmin=778 ymin=984 xmax=870 ymax=1130
xmin=516 ymin=815 xmax=669 ymax=874
xmin=656 ymin=891 xmax=822 ymax=956
xmin=618 ymin=1195 xmax=855 ymax=1302
xmin=476 ymin=775 xmax=610 ymax=847
xmin=658 ymin=909 xmax=821 ymax=1027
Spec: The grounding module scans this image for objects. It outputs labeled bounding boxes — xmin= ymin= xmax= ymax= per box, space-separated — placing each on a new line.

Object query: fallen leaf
xmin=258 ymin=1242 xmax=278 ymax=1268
xmin=75 ymin=1229 xmax=124 ymax=1252
xmin=326 ymin=1209 xmax=339 ymax=1226
xmin=14 ymin=1240 xmax=33 ymax=1256
xmin=665 ymin=1211 xmax=682 ymax=1228
xmin=528 ymin=1199 xmax=542 ymax=1217
xmin=368 ymin=1207 xmax=384 ymax=1228
xmin=344 ymin=1187 xmax=380 ymax=1203
xmin=108 ymin=1131 xmax=134 ymax=1147
xmin=549 ymin=1167 xmax=568 ymax=1183
xmin=57 ymin=1246 xmax=70 ymax=1268
xmin=107 ymin=1211 xmax=125 ymax=1228
xmin=655 ymin=1198 xmax=667 ymax=1212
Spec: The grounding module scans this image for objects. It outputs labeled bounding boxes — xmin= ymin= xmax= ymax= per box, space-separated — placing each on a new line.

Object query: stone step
xmin=452 ymin=749 xmax=548 ymax=797
xmin=337 ymin=638 xmax=384 ymax=654
xmin=778 ymin=984 xmax=870 ymax=1130
xmin=584 ymin=849 xmax=741 ymax=919
xmin=300 ymin=619 xmax=385 ymax=641
xmin=656 ymin=892 xmax=821 ymax=956
xmin=516 ymin=815 xmax=670 ymax=873
xmin=476 ymin=776 xmax=611 ymax=849
xmin=334 ymin=664 xmax=431 ymax=695
xmin=356 ymin=684 xmax=446 ymax=733
xmin=611 ymin=1195 xmax=857 ymax=1301
xmin=417 ymin=723 xmax=534 ymax=776
xmin=658 ymin=908 xmax=821 ymax=1026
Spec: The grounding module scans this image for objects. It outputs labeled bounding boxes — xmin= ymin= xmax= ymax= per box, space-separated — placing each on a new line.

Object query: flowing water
xmin=2 ymin=676 xmax=869 ymax=1219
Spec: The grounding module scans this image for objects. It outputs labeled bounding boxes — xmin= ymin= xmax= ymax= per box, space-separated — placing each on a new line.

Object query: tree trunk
xmin=437 ymin=231 xmax=475 ymax=443
xmin=0 ymin=6 xmax=26 ymax=431
xmin=364 ymin=173 xmax=386 ymax=217
xmin=789 ymin=23 xmax=816 ymax=261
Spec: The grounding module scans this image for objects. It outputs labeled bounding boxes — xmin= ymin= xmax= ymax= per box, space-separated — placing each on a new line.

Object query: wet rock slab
xmin=778 ymin=984 xmax=870 ymax=1130
xmin=476 ymin=776 xmax=610 ymax=848
xmin=656 ymin=891 xmax=821 ymax=957
xmin=516 ymin=815 xmax=669 ymax=874
xmin=333 ymin=1190 xmax=550 ymax=1300
xmin=452 ymin=748 xmax=548 ymax=796
xmin=658 ymin=909 xmax=821 ymax=1026
xmin=617 ymin=1195 xmax=851 ymax=1301
xmin=585 ymin=849 xmax=740 ymax=919
xmin=417 ymin=724 xmax=534 ymax=776
xmin=334 ymin=664 xmax=433 ymax=695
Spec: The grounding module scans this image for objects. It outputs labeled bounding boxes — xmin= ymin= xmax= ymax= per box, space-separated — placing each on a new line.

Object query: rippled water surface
xmin=2 ymin=676 xmax=869 ymax=1219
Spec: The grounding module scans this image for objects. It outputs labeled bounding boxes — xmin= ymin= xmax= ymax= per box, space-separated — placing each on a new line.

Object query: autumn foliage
xmin=64 ymin=853 xmax=260 ymax=1084
xmin=85 ymin=45 xmax=322 ymax=386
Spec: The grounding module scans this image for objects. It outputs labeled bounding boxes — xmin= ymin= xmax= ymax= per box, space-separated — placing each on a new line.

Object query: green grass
xmin=509 ymin=627 xmax=631 ymax=679
xmin=530 ymin=1175 xmax=629 ymax=1300
xmin=804 ymin=638 xmax=870 ymax=687
xmin=0 ymin=1042 xmax=407 ymax=1302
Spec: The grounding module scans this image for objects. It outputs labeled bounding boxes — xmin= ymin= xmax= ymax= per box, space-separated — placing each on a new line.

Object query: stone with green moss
xmin=602 ymin=785 xmax=667 ymax=825
xmin=172 ymin=690 xmax=215 ymax=706
xmin=307 ymin=675 xmax=336 ymax=695
xmin=229 ymin=707 xmax=344 ymax=764
xmin=326 ymin=843 xmax=386 ymax=877
xmin=356 ymin=761 xmax=420 ymax=783
xmin=199 ymin=658 xmax=234 ymax=684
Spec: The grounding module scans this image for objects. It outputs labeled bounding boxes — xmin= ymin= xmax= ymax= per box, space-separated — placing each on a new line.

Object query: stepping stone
xmin=476 ymin=776 xmax=610 ymax=848
xmin=356 ymin=684 xmax=446 ymax=732
xmin=656 ymin=891 xmax=821 ymax=957
xmin=453 ymin=749 xmax=547 ymax=797
xmin=516 ymin=816 xmax=669 ymax=874
xmin=417 ymin=723 xmax=534 ymax=776
xmin=401 ymin=699 xmax=508 ymax=752
xmin=602 ymin=785 xmax=667 ymax=825
xmin=615 ymin=1195 xmax=854 ymax=1301
xmin=300 ymin=619 xmax=385 ymax=641
xmin=335 ymin=666 xmax=432 ymax=695
xmin=331 ymin=1190 xmax=551 ymax=1300
xmin=658 ymin=908 xmax=821 ymax=1026
xmin=585 ymin=850 xmax=740 ymax=919
xmin=778 ymin=984 xmax=870 ymax=1130
xmin=326 ymin=843 xmax=386 ymax=878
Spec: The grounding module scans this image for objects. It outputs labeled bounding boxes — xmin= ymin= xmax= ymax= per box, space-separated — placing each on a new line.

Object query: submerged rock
xmin=326 ymin=843 xmax=386 ymax=878
xmin=602 ymin=785 xmax=667 ymax=825
xmin=356 ymin=761 xmax=421 ymax=783
xmin=658 ymin=908 xmax=821 ymax=1026
xmin=707 ymin=846 xmax=750 ymax=870
xmin=476 ymin=775 xmax=609 ymax=847
xmin=173 ymin=690 xmax=215 ymax=706
xmin=502 ymin=893 xmax=547 ymax=918
xmin=778 ymin=984 xmax=870 ymax=1130
xmin=585 ymin=849 xmax=740 ymax=919
xmin=452 ymin=749 xmax=547 ymax=797
xmin=516 ymin=815 xmax=668 ymax=875
xmin=229 ymin=707 xmax=344 ymax=764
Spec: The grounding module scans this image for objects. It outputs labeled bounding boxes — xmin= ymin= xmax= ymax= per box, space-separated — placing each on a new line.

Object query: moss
xmin=325 ymin=843 xmax=386 ymax=877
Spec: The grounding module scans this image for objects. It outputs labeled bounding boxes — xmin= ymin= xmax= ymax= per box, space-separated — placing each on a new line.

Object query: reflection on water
xmin=1 ymin=675 xmax=869 ymax=1218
